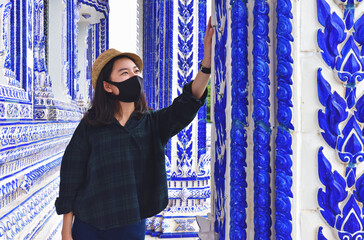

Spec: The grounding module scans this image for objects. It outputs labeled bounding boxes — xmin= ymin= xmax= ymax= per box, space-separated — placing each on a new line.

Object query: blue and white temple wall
xmin=0 ymin=0 xmax=108 ymax=239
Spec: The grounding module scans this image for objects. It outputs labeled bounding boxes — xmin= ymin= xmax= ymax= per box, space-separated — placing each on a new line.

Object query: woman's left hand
xmin=201 ymin=16 xmax=214 ymax=68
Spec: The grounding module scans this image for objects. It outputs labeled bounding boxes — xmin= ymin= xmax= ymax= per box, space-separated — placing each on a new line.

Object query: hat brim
xmin=91 ymin=49 xmax=143 ymax=89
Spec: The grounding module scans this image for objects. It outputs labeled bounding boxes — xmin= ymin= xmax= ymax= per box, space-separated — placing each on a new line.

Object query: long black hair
xmin=84 ymin=55 xmax=150 ymax=126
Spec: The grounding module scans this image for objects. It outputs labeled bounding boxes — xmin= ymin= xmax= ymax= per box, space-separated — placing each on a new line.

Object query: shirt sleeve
xmin=55 ymin=119 xmax=90 ymax=215
xmin=152 ymin=80 xmax=208 ymax=145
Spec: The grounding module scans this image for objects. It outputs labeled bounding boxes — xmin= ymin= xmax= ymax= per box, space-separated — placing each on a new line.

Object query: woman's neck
xmin=116 ymin=102 xmax=135 ymax=126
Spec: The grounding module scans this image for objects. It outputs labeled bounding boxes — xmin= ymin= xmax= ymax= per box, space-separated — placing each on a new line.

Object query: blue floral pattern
xmin=275 ymin=0 xmax=294 ymax=239
xmin=253 ymin=0 xmax=272 ymax=239
xmin=230 ymin=0 xmax=249 ymax=239
xmin=317 ymin=0 xmax=364 ymax=239
xmin=214 ymin=0 xmax=227 ymax=239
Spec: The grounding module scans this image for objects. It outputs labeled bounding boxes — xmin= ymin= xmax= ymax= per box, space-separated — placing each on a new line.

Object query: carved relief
xmin=214 ymin=0 xmax=228 ymax=238
xmin=230 ymin=0 xmax=249 ymax=239
xmin=175 ymin=0 xmax=195 ymax=178
xmin=274 ymin=0 xmax=294 ymax=239
xmin=317 ymin=0 xmax=364 ymax=239
xmin=252 ymin=0 xmax=272 ymax=239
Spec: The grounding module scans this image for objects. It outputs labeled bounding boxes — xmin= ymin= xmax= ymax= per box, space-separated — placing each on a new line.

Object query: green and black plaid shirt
xmin=55 ymin=81 xmax=207 ymax=230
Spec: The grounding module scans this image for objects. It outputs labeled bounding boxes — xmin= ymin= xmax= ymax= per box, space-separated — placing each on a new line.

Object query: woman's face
xmin=104 ymin=57 xmax=141 ymax=96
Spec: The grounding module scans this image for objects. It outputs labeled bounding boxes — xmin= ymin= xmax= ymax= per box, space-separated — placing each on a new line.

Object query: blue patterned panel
xmin=197 ymin=0 xmax=207 ymax=162
xmin=175 ymin=219 xmax=196 ymax=231
xmin=158 ymin=0 xmax=164 ymax=110
xmin=165 ymin=0 xmax=174 ymax=163
xmin=229 ymin=0 xmax=248 ymax=239
xmin=253 ymin=0 xmax=272 ymax=239
xmin=33 ymin=0 xmax=46 ymax=74
xmin=142 ymin=0 xmax=149 ymax=103
xmin=275 ymin=0 xmax=294 ymax=239
xmin=214 ymin=0 xmax=227 ymax=239
xmin=10 ymin=1 xmax=15 ymax=73
xmin=317 ymin=1 xmax=364 ymax=239
xmin=175 ymin=0 xmax=195 ymax=179
xmin=176 ymin=125 xmax=193 ymax=178
xmin=22 ymin=0 xmax=27 ymax=90
xmin=142 ymin=0 xmax=174 ymax=164
xmin=143 ymin=0 xmax=158 ymax=109
xmin=15 ymin=0 xmax=22 ymax=85
xmin=100 ymin=18 xmax=107 ymax=52
xmin=65 ymin=0 xmax=79 ymax=100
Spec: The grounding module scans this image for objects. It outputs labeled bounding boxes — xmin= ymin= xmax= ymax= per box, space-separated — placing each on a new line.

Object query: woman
xmin=55 ymin=18 xmax=213 ymax=240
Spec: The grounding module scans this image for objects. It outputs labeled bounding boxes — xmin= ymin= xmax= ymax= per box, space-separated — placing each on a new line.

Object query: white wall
xmin=109 ymin=0 xmax=138 ymax=53
xmin=48 ymin=0 xmax=68 ymax=102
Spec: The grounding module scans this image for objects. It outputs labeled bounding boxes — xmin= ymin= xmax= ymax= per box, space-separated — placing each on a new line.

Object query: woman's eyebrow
xmin=117 ymin=68 xmax=128 ymax=72
xmin=117 ymin=66 xmax=138 ymax=72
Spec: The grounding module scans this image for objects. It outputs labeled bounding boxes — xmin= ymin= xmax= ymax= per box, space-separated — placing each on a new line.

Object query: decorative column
xmin=210 ymin=0 xmax=295 ymax=239
xmin=274 ymin=0 xmax=294 ymax=239
xmin=66 ymin=0 xmax=78 ymax=100
xmin=1 ymin=1 xmax=13 ymax=80
xmin=316 ymin=0 xmax=364 ymax=239
xmin=33 ymin=0 xmax=56 ymax=120
xmin=143 ymin=0 xmax=210 ymax=238
xmin=212 ymin=0 xmax=228 ymax=239
xmin=229 ymin=1 xmax=249 ymax=239
xmin=0 ymin=0 xmax=32 ymax=121
xmin=197 ymin=0 xmax=207 ymax=163
xmin=252 ymin=0 xmax=272 ymax=239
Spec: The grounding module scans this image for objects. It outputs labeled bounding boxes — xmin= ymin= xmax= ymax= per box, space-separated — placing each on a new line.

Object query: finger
xmin=209 ymin=27 xmax=214 ymax=37
xmin=205 ymin=27 xmax=214 ymax=42
xmin=205 ymin=24 xmax=213 ymax=39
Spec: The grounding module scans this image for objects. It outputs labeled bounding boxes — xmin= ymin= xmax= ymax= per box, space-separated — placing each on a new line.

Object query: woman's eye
xmin=121 ymin=72 xmax=128 ymax=75
xmin=135 ymin=69 xmax=140 ymax=73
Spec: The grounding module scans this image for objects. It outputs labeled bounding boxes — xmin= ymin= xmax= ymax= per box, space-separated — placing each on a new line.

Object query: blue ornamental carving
xmin=230 ymin=0 xmax=249 ymax=239
xmin=197 ymin=0 xmax=207 ymax=163
xmin=156 ymin=1 xmax=163 ymax=110
xmin=317 ymin=0 xmax=364 ymax=239
xmin=253 ymin=0 xmax=272 ymax=239
xmin=214 ymin=0 xmax=227 ymax=239
xmin=275 ymin=0 xmax=294 ymax=239
xmin=175 ymin=0 xmax=195 ymax=179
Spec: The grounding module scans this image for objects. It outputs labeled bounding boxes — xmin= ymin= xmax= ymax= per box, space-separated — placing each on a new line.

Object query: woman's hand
xmin=61 ymin=212 xmax=74 ymax=240
xmin=201 ymin=16 xmax=214 ymax=68
xmin=61 ymin=231 xmax=73 ymax=240
xmin=191 ymin=16 xmax=214 ymax=99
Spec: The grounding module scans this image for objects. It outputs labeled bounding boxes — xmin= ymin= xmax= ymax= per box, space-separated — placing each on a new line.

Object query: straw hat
xmin=91 ymin=48 xmax=143 ymax=89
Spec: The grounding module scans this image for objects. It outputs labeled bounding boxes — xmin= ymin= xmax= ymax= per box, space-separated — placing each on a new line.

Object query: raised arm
xmin=191 ymin=17 xmax=214 ymax=99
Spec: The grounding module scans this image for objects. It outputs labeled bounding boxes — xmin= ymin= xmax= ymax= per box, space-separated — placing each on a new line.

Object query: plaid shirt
xmin=55 ymin=81 xmax=207 ymax=230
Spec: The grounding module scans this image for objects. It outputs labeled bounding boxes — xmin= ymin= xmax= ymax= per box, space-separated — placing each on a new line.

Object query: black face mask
xmin=106 ymin=75 xmax=142 ymax=102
